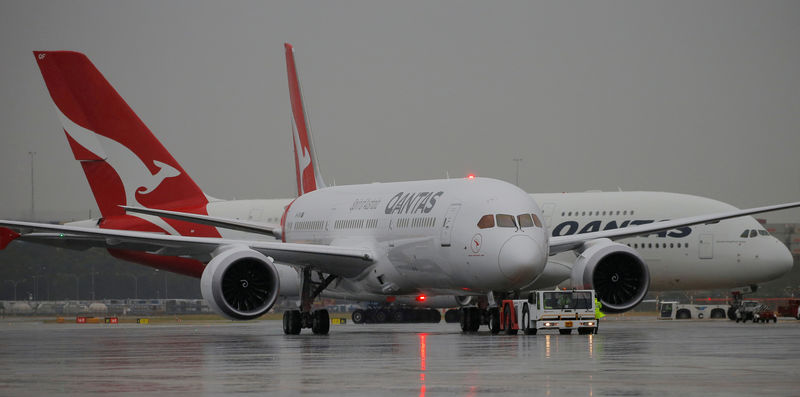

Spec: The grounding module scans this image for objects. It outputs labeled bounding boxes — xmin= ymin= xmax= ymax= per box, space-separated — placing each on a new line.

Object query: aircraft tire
xmin=311 ymin=309 xmax=330 ymax=335
xmin=391 ymin=310 xmax=404 ymax=323
xmin=352 ymin=309 xmax=365 ymax=324
xmin=444 ymin=309 xmax=460 ymax=323
xmin=283 ymin=310 xmax=302 ymax=335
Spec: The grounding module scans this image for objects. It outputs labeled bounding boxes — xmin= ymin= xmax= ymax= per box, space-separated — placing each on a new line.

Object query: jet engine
xmin=570 ymin=238 xmax=650 ymax=313
xmin=200 ymin=247 xmax=280 ymax=320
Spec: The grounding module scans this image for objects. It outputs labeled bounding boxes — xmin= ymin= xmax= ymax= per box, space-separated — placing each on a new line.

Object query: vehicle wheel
xmin=391 ymin=310 xmax=404 ymax=323
xmin=559 ymin=329 xmax=572 ymax=335
xmin=773 ymin=317 xmax=777 ymax=323
xmin=522 ymin=304 xmax=535 ymax=335
xmin=375 ymin=309 xmax=388 ymax=323
xmin=578 ymin=328 xmax=593 ymax=335
xmin=489 ymin=308 xmax=501 ymax=334
xmin=283 ymin=310 xmax=302 ymax=335
xmin=711 ymin=308 xmax=726 ymax=319
xmin=311 ymin=309 xmax=330 ymax=335
xmin=676 ymin=309 xmax=691 ymax=320
xmin=352 ymin=309 xmax=365 ymax=324
xmin=727 ymin=307 xmax=737 ymax=321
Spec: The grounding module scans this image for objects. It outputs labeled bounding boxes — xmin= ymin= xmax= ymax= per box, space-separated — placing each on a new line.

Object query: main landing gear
xmin=283 ymin=268 xmax=337 ymax=335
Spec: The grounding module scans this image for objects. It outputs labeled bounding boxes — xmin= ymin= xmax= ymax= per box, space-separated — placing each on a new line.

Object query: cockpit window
xmin=758 ymin=230 xmax=769 ymax=236
xmin=740 ymin=230 xmax=750 ymax=238
xmin=518 ymin=214 xmax=534 ymax=228
xmin=531 ymin=214 xmax=542 ymax=228
xmin=496 ymin=214 xmax=517 ymax=228
xmin=477 ymin=215 xmax=495 ymax=229
xmin=749 ymin=230 xmax=758 ymax=238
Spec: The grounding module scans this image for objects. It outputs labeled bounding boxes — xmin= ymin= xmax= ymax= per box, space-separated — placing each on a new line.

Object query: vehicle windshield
xmin=542 ymin=291 xmax=592 ymax=310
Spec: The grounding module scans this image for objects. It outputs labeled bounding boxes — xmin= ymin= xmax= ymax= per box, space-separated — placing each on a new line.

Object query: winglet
xmin=285 ymin=43 xmax=326 ymax=196
xmin=0 ymin=227 xmax=20 ymax=250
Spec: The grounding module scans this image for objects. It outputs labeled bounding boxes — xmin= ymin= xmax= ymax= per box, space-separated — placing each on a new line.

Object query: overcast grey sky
xmin=1 ymin=1 xmax=798 ymax=222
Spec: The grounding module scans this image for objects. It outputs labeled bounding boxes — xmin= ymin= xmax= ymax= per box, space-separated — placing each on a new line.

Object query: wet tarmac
xmin=0 ymin=317 xmax=798 ymax=396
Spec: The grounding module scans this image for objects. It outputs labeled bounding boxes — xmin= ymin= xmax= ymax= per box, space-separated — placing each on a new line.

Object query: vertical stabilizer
xmin=34 ymin=51 xmax=219 ymax=239
xmin=285 ymin=43 xmax=326 ymax=196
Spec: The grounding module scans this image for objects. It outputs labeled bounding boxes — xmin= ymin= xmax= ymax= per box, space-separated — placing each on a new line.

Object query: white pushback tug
xmin=493 ymin=289 xmax=599 ymax=335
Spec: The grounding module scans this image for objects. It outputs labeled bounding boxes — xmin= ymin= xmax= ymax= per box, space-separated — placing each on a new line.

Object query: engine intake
xmin=201 ymin=247 xmax=280 ymax=320
xmin=570 ymin=239 xmax=650 ymax=313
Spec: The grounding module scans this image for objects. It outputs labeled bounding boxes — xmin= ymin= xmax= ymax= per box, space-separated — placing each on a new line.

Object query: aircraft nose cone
xmin=766 ymin=240 xmax=794 ymax=279
xmin=498 ymin=235 xmax=546 ymax=285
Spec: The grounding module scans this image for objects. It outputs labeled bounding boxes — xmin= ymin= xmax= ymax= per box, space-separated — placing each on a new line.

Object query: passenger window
xmin=749 ymin=230 xmax=758 ymax=238
xmin=477 ymin=215 xmax=495 ymax=229
xmin=740 ymin=230 xmax=749 ymax=238
xmin=531 ymin=214 xmax=542 ymax=228
xmin=518 ymin=214 xmax=534 ymax=228
xmin=496 ymin=214 xmax=517 ymax=228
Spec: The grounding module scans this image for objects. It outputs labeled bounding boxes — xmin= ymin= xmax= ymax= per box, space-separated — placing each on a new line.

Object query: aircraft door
xmin=440 ymin=203 xmax=461 ymax=247
xmin=699 ymin=234 xmax=713 ymax=259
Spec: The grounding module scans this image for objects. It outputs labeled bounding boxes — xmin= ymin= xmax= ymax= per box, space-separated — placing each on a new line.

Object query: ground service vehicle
xmin=494 ymin=290 xmax=598 ymax=335
xmin=658 ymin=301 xmax=729 ymax=320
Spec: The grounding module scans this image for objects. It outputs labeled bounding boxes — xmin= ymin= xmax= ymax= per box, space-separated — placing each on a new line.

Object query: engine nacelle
xmin=201 ymin=247 xmax=280 ymax=320
xmin=570 ymin=238 xmax=650 ymax=313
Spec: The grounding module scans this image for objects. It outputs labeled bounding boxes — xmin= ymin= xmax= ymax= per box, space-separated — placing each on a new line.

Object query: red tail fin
xmin=34 ymin=51 xmax=219 ymax=238
xmin=285 ymin=43 xmax=326 ymax=196
xmin=34 ymin=51 xmax=209 ymax=217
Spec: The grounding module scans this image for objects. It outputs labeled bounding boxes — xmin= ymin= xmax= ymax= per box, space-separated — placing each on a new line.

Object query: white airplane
xmin=1 ymin=47 xmax=796 ymax=335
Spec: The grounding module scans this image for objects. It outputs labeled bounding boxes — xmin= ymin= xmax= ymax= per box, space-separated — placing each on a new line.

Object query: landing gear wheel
xmin=374 ymin=309 xmax=388 ymax=323
xmin=283 ymin=310 xmax=302 ymax=335
xmin=428 ymin=309 xmax=442 ymax=323
xmin=489 ymin=308 xmax=501 ymax=334
xmin=444 ymin=309 xmax=460 ymax=323
xmin=460 ymin=308 xmax=481 ymax=332
xmin=391 ymin=310 xmax=404 ymax=323
xmin=352 ymin=309 xmax=365 ymax=324
xmin=311 ymin=310 xmax=330 ymax=335
xmin=559 ymin=329 xmax=572 ymax=335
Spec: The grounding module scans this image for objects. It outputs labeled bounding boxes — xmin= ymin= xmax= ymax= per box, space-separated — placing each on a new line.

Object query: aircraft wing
xmin=549 ymin=201 xmax=800 ymax=254
xmin=0 ymin=220 xmax=373 ymax=278
xmin=121 ymin=206 xmax=280 ymax=238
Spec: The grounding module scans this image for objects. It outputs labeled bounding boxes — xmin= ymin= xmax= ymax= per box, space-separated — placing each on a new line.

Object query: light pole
xmin=5 ymin=279 xmax=25 ymax=301
xmin=121 ymin=274 xmax=139 ymax=299
xmin=90 ymin=265 xmax=99 ymax=301
xmin=513 ymin=158 xmax=523 ymax=186
xmin=29 ymin=151 xmax=35 ymax=220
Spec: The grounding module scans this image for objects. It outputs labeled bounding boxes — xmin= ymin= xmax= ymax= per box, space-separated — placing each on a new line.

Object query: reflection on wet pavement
xmin=0 ymin=319 xmax=798 ymax=396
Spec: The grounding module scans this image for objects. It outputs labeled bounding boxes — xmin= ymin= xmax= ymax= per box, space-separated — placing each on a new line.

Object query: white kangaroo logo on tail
xmin=57 ymin=109 xmax=182 ymax=235
xmin=292 ymin=120 xmax=312 ymax=193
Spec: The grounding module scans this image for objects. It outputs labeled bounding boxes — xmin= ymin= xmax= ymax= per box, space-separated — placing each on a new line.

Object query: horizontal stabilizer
xmin=0 ymin=227 xmax=20 ymax=250
xmin=121 ymin=205 xmax=280 ymax=238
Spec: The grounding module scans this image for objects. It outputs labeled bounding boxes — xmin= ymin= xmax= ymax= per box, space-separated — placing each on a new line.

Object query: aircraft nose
xmin=498 ymin=235 xmax=546 ymax=285
xmin=764 ymin=238 xmax=794 ymax=279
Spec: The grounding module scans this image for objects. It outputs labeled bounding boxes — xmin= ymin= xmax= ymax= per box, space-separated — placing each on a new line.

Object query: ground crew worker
xmin=594 ymin=297 xmax=605 ymax=334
